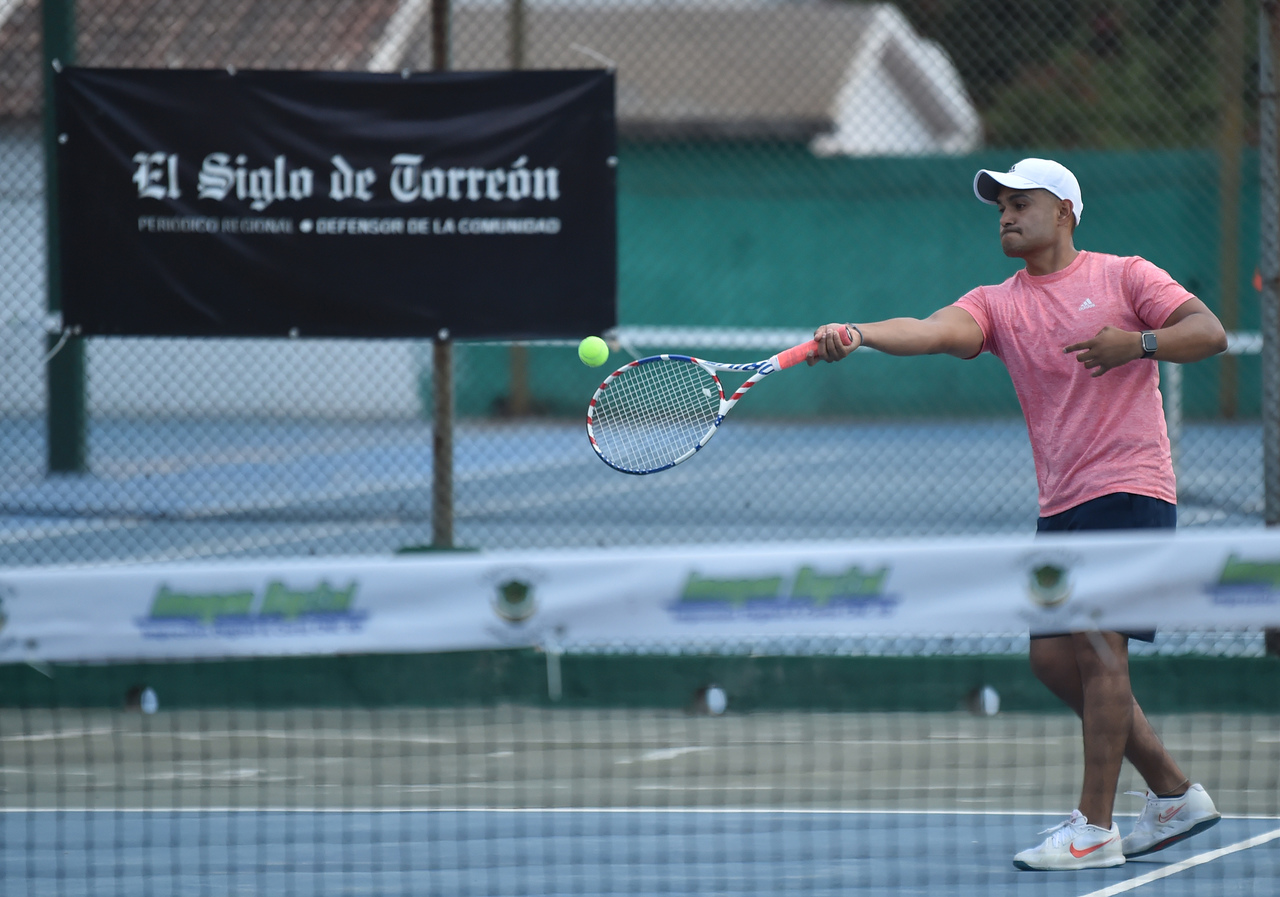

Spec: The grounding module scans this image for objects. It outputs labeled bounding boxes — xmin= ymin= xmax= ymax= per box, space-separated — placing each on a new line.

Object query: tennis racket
xmin=586 ymin=334 xmax=840 ymax=475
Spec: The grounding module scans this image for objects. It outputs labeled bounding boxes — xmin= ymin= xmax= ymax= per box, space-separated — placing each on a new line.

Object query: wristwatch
xmin=1140 ymin=330 xmax=1158 ymax=359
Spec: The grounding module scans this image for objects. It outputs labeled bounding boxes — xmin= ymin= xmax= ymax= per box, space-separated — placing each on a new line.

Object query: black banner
xmin=55 ymin=68 xmax=616 ymax=339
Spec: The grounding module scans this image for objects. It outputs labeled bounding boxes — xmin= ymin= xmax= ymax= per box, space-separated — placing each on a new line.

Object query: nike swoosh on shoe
xmin=1069 ymin=838 xmax=1115 ymax=859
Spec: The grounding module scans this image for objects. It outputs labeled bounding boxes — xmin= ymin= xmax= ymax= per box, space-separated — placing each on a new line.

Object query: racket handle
xmin=772 ymin=327 xmax=854 ymax=370
xmin=771 ymin=340 xmax=819 ymax=370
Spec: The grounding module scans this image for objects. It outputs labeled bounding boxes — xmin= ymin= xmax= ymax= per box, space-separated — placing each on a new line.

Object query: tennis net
xmin=3 ymin=649 xmax=1279 ymax=891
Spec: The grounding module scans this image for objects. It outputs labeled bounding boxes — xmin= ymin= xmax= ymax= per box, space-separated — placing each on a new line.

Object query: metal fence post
xmin=431 ymin=0 xmax=454 ymax=548
xmin=504 ymin=0 xmax=531 ymax=416
xmin=1215 ymin=0 xmax=1245 ymax=419
xmin=1260 ymin=3 xmax=1280 ymax=657
xmin=42 ymin=0 xmax=86 ymax=474
xmin=1261 ymin=3 xmax=1280 ymax=528
xmin=432 ymin=333 xmax=454 ymax=548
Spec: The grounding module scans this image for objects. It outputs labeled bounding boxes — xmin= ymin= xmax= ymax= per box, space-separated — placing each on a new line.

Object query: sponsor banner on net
xmin=0 ymin=531 xmax=1278 ymax=662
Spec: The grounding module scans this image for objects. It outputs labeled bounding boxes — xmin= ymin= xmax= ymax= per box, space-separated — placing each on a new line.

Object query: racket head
xmin=586 ymin=354 xmax=726 ymax=474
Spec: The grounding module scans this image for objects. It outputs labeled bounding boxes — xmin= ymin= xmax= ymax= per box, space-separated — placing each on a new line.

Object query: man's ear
xmin=1060 ymin=200 xmax=1075 ymax=226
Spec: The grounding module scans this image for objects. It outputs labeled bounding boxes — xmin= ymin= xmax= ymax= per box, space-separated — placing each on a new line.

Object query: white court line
xmin=0 ymin=806 xmax=1085 ymax=815
xmin=1079 ymin=826 xmax=1280 ymax=897
xmin=0 ymin=518 xmax=145 ymax=547
xmin=6 ymin=807 xmax=1269 ymax=817
xmin=3 ymin=808 xmax=1278 ymax=830
xmin=615 ymin=745 xmax=713 ymax=765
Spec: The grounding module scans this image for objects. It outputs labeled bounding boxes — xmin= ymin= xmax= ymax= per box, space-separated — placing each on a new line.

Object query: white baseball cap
xmin=973 ymin=158 xmax=1083 ymax=225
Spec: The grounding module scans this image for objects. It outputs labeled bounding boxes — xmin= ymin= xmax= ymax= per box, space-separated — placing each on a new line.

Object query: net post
xmin=42 ymin=0 xmax=86 ymax=474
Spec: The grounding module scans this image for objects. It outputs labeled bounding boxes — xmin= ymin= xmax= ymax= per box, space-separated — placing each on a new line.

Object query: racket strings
xmin=591 ymin=359 xmax=722 ymax=472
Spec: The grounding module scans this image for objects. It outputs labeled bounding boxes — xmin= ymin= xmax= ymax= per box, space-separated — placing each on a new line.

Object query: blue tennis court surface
xmin=3 ymin=809 xmax=1276 ymax=896
xmin=2 ymin=706 xmax=1275 ymax=895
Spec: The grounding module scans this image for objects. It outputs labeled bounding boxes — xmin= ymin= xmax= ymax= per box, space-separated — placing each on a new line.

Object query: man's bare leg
xmin=1028 ymin=633 xmax=1189 ymax=828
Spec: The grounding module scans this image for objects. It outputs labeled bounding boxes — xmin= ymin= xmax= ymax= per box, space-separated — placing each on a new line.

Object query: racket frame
xmin=586 ymin=341 xmax=815 ymax=475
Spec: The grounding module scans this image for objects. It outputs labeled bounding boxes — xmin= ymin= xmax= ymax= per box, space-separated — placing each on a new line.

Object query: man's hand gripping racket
xmin=586 ymin=328 xmax=853 ymax=475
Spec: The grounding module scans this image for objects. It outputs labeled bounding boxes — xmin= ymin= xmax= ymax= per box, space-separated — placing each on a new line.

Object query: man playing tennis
xmin=810 ymin=158 xmax=1228 ymax=871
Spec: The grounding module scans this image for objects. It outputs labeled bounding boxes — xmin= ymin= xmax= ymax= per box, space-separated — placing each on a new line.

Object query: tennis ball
xmin=578 ymin=335 xmax=609 ymax=367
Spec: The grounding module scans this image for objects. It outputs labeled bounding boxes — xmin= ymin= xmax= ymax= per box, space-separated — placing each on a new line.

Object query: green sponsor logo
xmin=260 ymin=581 xmax=357 ymax=619
xmin=674 ymin=565 xmax=894 ymax=617
xmin=1218 ymin=554 xmax=1280 ymax=589
xmin=150 ymin=586 xmax=255 ymax=624
xmin=1209 ymin=554 xmax=1280 ymax=606
xmin=680 ymin=573 xmax=785 ymax=606
xmin=148 ymin=581 xmax=357 ymax=625
xmin=791 ymin=565 xmax=889 ymax=604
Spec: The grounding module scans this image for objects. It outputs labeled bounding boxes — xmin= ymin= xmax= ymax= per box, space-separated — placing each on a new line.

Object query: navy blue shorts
xmin=1033 ymin=492 xmax=1176 ymax=642
xmin=1037 ymin=492 xmax=1177 ymax=534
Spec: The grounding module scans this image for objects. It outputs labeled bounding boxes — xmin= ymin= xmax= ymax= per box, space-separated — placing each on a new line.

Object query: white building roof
xmin=2 ymin=0 xmax=981 ymax=155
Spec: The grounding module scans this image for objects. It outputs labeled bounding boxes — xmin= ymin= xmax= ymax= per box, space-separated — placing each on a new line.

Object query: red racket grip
xmin=771 ymin=340 xmax=819 ymax=370
xmin=771 ymin=328 xmax=852 ymax=370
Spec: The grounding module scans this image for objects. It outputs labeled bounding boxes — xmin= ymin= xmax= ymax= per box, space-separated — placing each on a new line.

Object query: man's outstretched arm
xmin=809 ymin=305 xmax=985 ymax=364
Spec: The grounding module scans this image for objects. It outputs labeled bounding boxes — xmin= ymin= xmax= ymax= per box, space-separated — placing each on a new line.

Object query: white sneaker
xmin=1013 ymin=810 xmax=1125 ymax=871
xmin=1121 ymin=783 xmax=1221 ymax=858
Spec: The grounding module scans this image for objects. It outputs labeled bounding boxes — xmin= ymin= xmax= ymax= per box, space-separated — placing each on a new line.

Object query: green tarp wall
xmin=448 ymin=147 xmax=1261 ymax=421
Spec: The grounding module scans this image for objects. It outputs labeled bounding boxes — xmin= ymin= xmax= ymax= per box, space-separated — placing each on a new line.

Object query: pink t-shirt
xmin=953 ymin=250 xmax=1194 ymax=516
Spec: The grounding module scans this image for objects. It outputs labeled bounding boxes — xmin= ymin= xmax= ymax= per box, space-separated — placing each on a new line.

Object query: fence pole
xmin=1260 ymin=3 xmax=1280 ymax=657
xmin=505 ymin=0 xmax=531 ymax=415
xmin=432 ymin=334 xmax=454 ymax=548
xmin=1215 ymin=0 xmax=1245 ymax=418
xmin=431 ymin=0 xmax=450 ymax=71
xmin=42 ymin=0 xmax=86 ymax=474
xmin=1261 ymin=3 xmax=1280 ymax=528
xmin=430 ymin=0 xmax=454 ymax=548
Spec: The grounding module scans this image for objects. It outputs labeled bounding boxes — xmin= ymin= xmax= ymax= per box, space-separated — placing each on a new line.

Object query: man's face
xmin=995 ymin=186 xmax=1069 ymax=257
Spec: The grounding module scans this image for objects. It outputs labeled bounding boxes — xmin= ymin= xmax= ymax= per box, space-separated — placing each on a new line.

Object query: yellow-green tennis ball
xmin=578 ymin=336 xmax=609 ymax=367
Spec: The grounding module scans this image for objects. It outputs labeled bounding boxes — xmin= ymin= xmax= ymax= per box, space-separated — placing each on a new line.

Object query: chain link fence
xmin=0 ymin=0 xmax=1270 ymax=565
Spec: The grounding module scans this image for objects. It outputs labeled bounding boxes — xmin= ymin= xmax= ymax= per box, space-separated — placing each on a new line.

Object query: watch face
xmin=1142 ymin=332 xmax=1157 ymax=354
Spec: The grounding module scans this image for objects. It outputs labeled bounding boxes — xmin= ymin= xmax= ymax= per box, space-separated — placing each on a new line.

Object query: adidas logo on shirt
xmin=1079 ymin=298 xmax=1096 ymax=310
